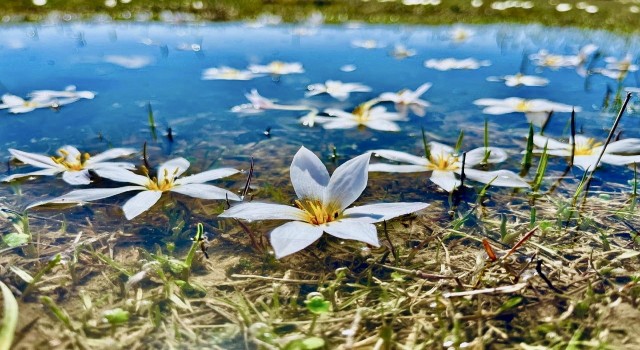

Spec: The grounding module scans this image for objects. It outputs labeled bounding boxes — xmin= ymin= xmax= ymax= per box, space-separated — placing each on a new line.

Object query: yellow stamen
xmin=50 ymin=148 xmax=87 ymax=171
xmin=573 ymin=138 xmax=603 ymax=156
xmin=515 ymin=100 xmax=531 ymax=112
xmin=426 ymin=152 xmax=460 ymax=171
xmin=295 ymin=199 xmax=340 ymax=225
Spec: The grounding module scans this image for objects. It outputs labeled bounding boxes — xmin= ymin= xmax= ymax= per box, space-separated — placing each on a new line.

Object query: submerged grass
xmin=2 ymin=138 xmax=640 ymax=349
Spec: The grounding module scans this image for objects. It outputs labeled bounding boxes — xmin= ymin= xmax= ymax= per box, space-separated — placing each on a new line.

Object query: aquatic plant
xmin=28 ymin=158 xmax=241 ymax=220
xmin=377 ymin=83 xmax=432 ymax=117
xmin=305 ymin=80 xmax=372 ymax=101
xmin=219 ymin=146 xmax=429 ymax=258
xmin=424 ymin=57 xmax=490 ymax=70
xmin=369 ymin=142 xmax=529 ymax=192
xmin=531 ymin=134 xmax=640 ymax=172
xmin=2 ymin=146 xmax=136 ymax=185
xmin=473 ymin=97 xmax=579 ymax=126
xmin=315 ymin=100 xmax=406 ymax=131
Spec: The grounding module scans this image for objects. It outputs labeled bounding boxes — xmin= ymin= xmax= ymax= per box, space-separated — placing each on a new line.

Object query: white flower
xmin=351 ymin=39 xmax=385 ymax=49
xmin=473 ymin=97 xmax=580 ymax=127
xmin=314 ymin=102 xmax=407 ymax=131
xmin=104 ymin=55 xmax=153 ymax=69
xmin=531 ymin=135 xmax=640 ymax=172
xmin=424 ymin=58 xmax=490 ymax=71
xmin=529 ymin=45 xmax=597 ymax=71
xmin=378 ymin=83 xmax=432 ymax=117
xmin=29 ymin=158 xmax=241 ymax=220
xmin=248 ymin=61 xmax=304 ymax=75
xmin=219 ymin=147 xmax=429 ymax=258
xmin=28 ymin=85 xmax=96 ymax=102
xmin=232 ymin=89 xmax=319 ymax=125
xmin=202 ymin=66 xmax=263 ymax=80
xmin=0 ymin=94 xmax=55 ymax=114
xmin=594 ymin=54 xmax=639 ymax=80
xmin=305 ymin=80 xmax=372 ymax=101
xmin=450 ymin=27 xmax=474 ymax=42
xmin=369 ymin=143 xmax=529 ymax=192
xmin=486 ymin=73 xmax=549 ymax=87
xmin=3 ymin=146 xmax=136 ymax=185
xmin=391 ymin=44 xmax=416 ymax=59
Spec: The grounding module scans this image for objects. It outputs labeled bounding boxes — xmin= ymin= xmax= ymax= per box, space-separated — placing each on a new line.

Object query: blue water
xmin=0 ymin=22 xmax=639 ymax=205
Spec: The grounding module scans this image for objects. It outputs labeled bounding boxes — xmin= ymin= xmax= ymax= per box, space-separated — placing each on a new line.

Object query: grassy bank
xmin=0 ymin=0 xmax=639 ymax=34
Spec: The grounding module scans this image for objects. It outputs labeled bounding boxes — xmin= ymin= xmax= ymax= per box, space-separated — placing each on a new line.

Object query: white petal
xmin=601 ymin=154 xmax=640 ymax=166
xmin=9 ymin=106 xmax=36 ymax=114
xmin=464 ymin=147 xmax=508 ymax=166
xmin=27 ymin=186 xmax=144 ymax=209
xmin=1 ymin=94 xmax=25 ymax=106
xmin=9 ymin=148 xmax=59 ymax=169
xmin=413 ymin=83 xmax=432 ymax=97
xmin=364 ymin=119 xmax=401 ymax=132
xmin=323 ymin=220 xmax=379 ymax=247
xmin=171 ymin=183 xmax=241 ymax=201
xmin=290 ymin=146 xmax=330 ymax=201
xmin=324 ymin=108 xmax=356 ymax=120
xmin=87 ymin=148 xmax=137 ymax=164
xmin=324 ymin=152 xmax=371 ymax=211
xmin=122 ymin=190 xmax=163 ymax=220
xmin=429 ymin=142 xmax=455 ymax=155
xmin=2 ymin=168 xmax=61 ymax=182
xmin=59 ymin=146 xmax=81 ymax=159
xmin=463 ymin=169 xmax=530 ymax=188
xmin=62 ymin=170 xmax=92 ymax=185
xmin=605 ymin=139 xmax=640 ymax=154
xmin=89 ymin=162 xmax=136 ymax=170
xmin=573 ymin=155 xmax=600 ymax=171
xmin=320 ymin=119 xmax=360 ymax=129
xmin=525 ymin=112 xmax=551 ymax=127
xmin=430 ymin=170 xmax=460 ymax=192
xmin=482 ymin=106 xmax=516 ymax=115
xmin=368 ymin=163 xmax=427 ymax=173
xmin=175 ymin=168 xmax=240 ymax=185
xmin=94 ymin=167 xmax=148 ymax=186
xmin=343 ymin=202 xmax=430 ymax=223
xmin=219 ymin=202 xmax=306 ymax=221
xmin=269 ymin=221 xmax=324 ymax=258
xmin=532 ymin=135 xmax=570 ymax=151
xmin=378 ymin=92 xmax=400 ymax=102
xmin=371 ymin=149 xmax=429 ymax=166
xmin=158 ymin=158 xmax=190 ymax=183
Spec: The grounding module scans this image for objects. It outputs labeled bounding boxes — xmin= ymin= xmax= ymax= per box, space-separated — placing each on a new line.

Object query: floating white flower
xmin=390 ymin=44 xmax=416 ymax=59
xmin=305 ymin=80 xmax=372 ymax=101
xmin=3 ymin=146 xmax=136 ymax=185
xmin=351 ymin=39 xmax=385 ymax=49
xmin=29 ymin=158 xmax=241 ymax=220
xmin=219 ymin=147 xmax=429 ymax=258
xmin=314 ymin=101 xmax=407 ymax=131
xmin=530 ymin=135 xmax=640 ymax=172
xmin=529 ymin=45 xmax=598 ymax=70
xmin=104 ymin=55 xmax=153 ymax=69
xmin=248 ymin=61 xmax=304 ymax=75
xmin=0 ymin=94 xmax=55 ymax=114
xmin=486 ymin=73 xmax=549 ymax=87
xmin=424 ymin=58 xmax=490 ymax=71
xmin=369 ymin=143 xmax=529 ymax=192
xmin=201 ymin=66 xmax=263 ymax=80
xmin=28 ymin=85 xmax=96 ymax=102
xmin=378 ymin=83 xmax=432 ymax=117
xmin=594 ymin=54 xmax=639 ymax=80
xmin=232 ymin=89 xmax=319 ymax=125
xmin=473 ymin=97 xmax=580 ymax=127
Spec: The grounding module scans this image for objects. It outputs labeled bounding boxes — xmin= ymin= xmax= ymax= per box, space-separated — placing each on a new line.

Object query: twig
xmin=535 ymin=259 xmax=562 ymax=293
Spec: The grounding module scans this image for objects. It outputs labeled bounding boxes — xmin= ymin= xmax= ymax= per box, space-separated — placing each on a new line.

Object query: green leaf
xmin=0 ymin=281 xmax=18 ymax=350
xmin=2 ymin=232 xmax=29 ymax=248
xmin=497 ymin=296 xmax=523 ymax=313
xmin=102 ymin=308 xmax=130 ymax=325
xmin=305 ymin=294 xmax=330 ymax=315
xmin=301 ymin=337 xmax=325 ymax=349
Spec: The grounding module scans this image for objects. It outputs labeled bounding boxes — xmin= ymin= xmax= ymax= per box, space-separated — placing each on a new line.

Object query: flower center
xmin=220 ymin=69 xmax=241 ymax=79
xmin=515 ymin=100 xmax=531 ymax=112
xmin=23 ymin=101 xmax=38 ymax=108
xmin=51 ymin=149 xmax=89 ymax=171
xmin=270 ymin=61 xmax=285 ymax=74
xmin=543 ymin=56 xmax=561 ymax=66
xmin=352 ymin=105 xmax=370 ymax=124
xmin=295 ymin=199 xmax=340 ymax=225
xmin=144 ymin=168 xmax=177 ymax=192
xmin=426 ymin=152 xmax=460 ymax=171
xmin=573 ymin=138 xmax=603 ymax=156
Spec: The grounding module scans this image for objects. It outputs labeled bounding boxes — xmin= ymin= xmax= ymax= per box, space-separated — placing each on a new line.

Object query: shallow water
xmin=0 ymin=22 xmax=639 ymax=211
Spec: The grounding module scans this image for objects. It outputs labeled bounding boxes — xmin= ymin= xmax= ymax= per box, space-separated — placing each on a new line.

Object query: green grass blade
xmin=0 ymin=281 xmax=18 ymax=350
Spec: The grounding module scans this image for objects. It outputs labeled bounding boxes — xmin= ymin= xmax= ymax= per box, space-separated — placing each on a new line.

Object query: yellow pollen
xmin=515 ymin=100 xmax=531 ymax=112
xmin=295 ymin=199 xmax=340 ymax=225
xmin=50 ymin=148 xmax=89 ymax=171
xmin=573 ymin=138 xmax=602 ymax=156
xmin=144 ymin=167 xmax=178 ymax=192
xmin=352 ymin=105 xmax=370 ymax=124
xmin=271 ymin=61 xmax=285 ymax=73
xmin=426 ymin=152 xmax=460 ymax=171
